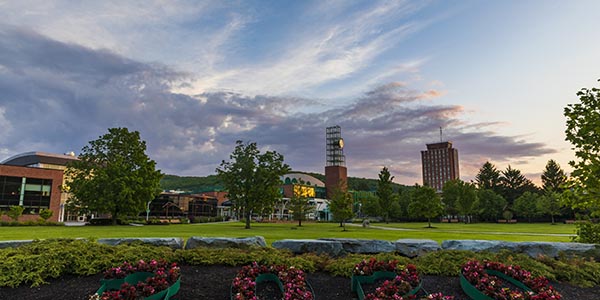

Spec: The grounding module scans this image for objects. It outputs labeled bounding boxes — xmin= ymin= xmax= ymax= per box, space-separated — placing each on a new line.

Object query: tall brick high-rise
xmin=325 ymin=126 xmax=347 ymax=199
xmin=421 ymin=141 xmax=459 ymax=192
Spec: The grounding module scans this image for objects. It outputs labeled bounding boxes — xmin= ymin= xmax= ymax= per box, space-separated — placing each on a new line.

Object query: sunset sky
xmin=1 ymin=0 xmax=599 ymax=185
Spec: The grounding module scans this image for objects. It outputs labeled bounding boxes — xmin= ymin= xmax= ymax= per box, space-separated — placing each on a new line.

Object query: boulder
xmin=272 ymin=239 xmax=344 ymax=256
xmin=514 ymin=242 xmax=598 ymax=258
xmin=0 ymin=240 xmax=34 ymax=249
xmin=441 ymin=240 xmax=518 ymax=252
xmin=185 ymin=236 xmax=267 ymax=250
xmin=395 ymin=239 xmax=440 ymax=257
xmin=319 ymin=238 xmax=395 ymax=253
xmin=97 ymin=238 xmax=184 ymax=249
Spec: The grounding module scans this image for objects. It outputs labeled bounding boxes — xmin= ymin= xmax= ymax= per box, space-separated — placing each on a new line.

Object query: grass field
xmin=0 ymin=221 xmax=577 ymax=244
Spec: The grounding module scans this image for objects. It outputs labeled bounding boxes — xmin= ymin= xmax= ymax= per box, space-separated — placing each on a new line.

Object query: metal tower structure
xmin=326 ymin=125 xmax=345 ymax=167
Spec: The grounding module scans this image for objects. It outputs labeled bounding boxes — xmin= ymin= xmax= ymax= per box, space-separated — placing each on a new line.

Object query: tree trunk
xmin=112 ymin=210 xmax=118 ymax=225
xmin=298 ymin=219 xmax=302 ymax=227
xmin=551 ymin=215 xmax=555 ymax=225
xmin=245 ymin=212 xmax=251 ymax=229
xmin=428 ymin=218 xmax=432 ymax=228
xmin=342 ymin=221 xmax=346 ymax=231
xmin=339 ymin=221 xmax=343 ymax=227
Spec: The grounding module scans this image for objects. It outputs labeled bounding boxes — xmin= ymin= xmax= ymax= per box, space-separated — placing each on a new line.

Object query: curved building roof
xmin=281 ymin=173 xmax=325 ymax=187
xmin=1 ymin=151 xmax=78 ymax=167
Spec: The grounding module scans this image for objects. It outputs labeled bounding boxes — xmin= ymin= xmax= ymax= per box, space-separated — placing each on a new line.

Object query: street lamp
xmin=146 ymin=200 xmax=152 ymax=221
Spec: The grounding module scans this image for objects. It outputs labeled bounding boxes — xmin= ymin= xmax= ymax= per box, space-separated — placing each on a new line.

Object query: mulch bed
xmin=0 ymin=265 xmax=598 ymax=299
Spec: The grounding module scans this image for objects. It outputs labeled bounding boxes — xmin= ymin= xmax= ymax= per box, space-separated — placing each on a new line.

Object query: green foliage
xmin=442 ymin=180 xmax=478 ymax=223
xmin=359 ymin=193 xmax=381 ymax=217
xmin=329 ymin=180 xmax=353 ymax=230
xmin=541 ymin=160 xmax=567 ymax=193
xmin=573 ymin=221 xmax=600 ymax=244
xmin=66 ymin=127 xmax=163 ymax=225
xmin=475 ymin=161 xmax=502 ymax=194
xmin=288 ymin=184 xmax=315 ymax=227
xmin=500 ymin=165 xmax=538 ymax=205
xmin=38 ymin=209 xmax=53 ymax=221
xmin=537 ymin=192 xmax=563 ymax=224
xmin=408 ymin=185 xmax=443 ymax=227
xmin=564 ymin=80 xmax=600 ymax=216
xmin=6 ymin=206 xmax=24 ymax=221
xmin=476 ymin=189 xmax=507 ymax=221
xmin=0 ymin=240 xmax=175 ymax=287
xmin=216 ymin=141 xmax=290 ymax=229
xmin=159 ymin=174 xmax=223 ymax=192
xmin=376 ymin=167 xmax=397 ymax=223
xmin=323 ymin=253 xmax=411 ymax=277
xmin=514 ymin=192 xmax=540 ymax=222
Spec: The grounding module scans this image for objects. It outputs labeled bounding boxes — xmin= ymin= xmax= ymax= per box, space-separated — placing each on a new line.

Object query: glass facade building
xmin=0 ymin=175 xmax=53 ymax=213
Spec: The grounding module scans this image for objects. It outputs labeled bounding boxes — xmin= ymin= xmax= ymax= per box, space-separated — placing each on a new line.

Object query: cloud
xmin=0 ymin=27 xmax=555 ymax=185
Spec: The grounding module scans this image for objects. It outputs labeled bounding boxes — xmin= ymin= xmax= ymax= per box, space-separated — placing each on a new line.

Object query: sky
xmin=1 ymin=0 xmax=599 ymax=185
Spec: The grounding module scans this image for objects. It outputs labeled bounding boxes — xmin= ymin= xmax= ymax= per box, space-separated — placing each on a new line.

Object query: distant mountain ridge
xmin=160 ymin=171 xmax=407 ymax=192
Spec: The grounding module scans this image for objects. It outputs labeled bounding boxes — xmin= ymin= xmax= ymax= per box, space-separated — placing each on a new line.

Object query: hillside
xmin=160 ymin=171 xmax=408 ymax=192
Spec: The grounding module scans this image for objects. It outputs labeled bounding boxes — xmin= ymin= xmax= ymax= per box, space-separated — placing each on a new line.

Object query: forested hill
xmin=160 ymin=172 xmax=408 ymax=192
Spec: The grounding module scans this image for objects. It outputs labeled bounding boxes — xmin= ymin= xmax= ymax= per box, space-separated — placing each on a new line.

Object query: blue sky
xmin=1 ymin=0 xmax=599 ymax=185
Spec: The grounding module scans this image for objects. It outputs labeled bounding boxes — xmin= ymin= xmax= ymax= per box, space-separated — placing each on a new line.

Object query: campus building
xmin=421 ymin=141 xmax=459 ymax=192
xmin=1 ymin=152 xmax=78 ymax=222
xmin=325 ymin=125 xmax=347 ymax=198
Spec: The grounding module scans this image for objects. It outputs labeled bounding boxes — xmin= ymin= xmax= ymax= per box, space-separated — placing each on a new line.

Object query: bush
xmin=6 ymin=206 xmax=24 ymax=221
xmin=89 ymin=218 xmax=113 ymax=226
xmin=39 ymin=209 xmax=53 ymax=221
xmin=573 ymin=221 xmax=600 ymax=244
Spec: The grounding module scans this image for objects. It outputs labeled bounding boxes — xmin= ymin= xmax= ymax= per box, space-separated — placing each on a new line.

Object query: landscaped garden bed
xmin=1 ymin=240 xmax=600 ymax=299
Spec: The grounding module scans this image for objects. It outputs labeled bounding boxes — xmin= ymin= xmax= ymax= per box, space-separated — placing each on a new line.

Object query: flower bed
xmin=93 ymin=259 xmax=181 ymax=300
xmin=461 ymin=260 xmax=562 ymax=300
xmin=230 ymin=262 xmax=314 ymax=300
xmin=352 ymin=258 xmax=452 ymax=300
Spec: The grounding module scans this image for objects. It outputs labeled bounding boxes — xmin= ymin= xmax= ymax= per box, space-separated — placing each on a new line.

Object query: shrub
xmin=6 ymin=206 xmax=24 ymax=221
xmin=573 ymin=221 xmax=600 ymax=244
xmin=89 ymin=218 xmax=112 ymax=226
xmin=39 ymin=209 xmax=53 ymax=221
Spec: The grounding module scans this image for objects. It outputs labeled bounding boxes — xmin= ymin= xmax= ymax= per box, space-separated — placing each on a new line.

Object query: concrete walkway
xmin=346 ymin=223 xmax=576 ymax=237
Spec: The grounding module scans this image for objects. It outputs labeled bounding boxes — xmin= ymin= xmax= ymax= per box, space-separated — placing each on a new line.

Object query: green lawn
xmin=0 ymin=221 xmax=576 ymax=245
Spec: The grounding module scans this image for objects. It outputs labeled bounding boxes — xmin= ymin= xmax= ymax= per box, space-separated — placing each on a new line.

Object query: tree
xmin=6 ymin=206 xmax=24 ymax=221
xmin=361 ymin=194 xmax=381 ymax=217
xmin=541 ymin=160 xmax=567 ymax=193
xmin=475 ymin=162 xmax=502 ymax=193
xmin=216 ymin=141 xmax=290 ymax=229
xmin=289 ymin=184 xmax=315 ymax=227
xmin=66 ymin=128 xmax=162 ymax=225
xmin=408 ymin=185 xmax=444 ymax=228
xmin=376 ymin=167 xmax=397 ymax=223
xmin=441 ymin=180 xmax=460 ymax=217
xmin=564 ymin=81 xmax=600 ymax=216
xmin=443 ymin=179 xmax=478 ymax=223
xmin=329 ymin=180 xmax=353 ymax=231
xmin=499 ymin=165 xmax=538 ymax=205
xmin=39 ymin=208 xmax=53 ymax=221
xmin=513 ymin=192 xmax=540 ymax=222
xmin=476 ymin=189 xmax=506 ymax=222
xmin=537 ymin=192 xmax=563 ymax=225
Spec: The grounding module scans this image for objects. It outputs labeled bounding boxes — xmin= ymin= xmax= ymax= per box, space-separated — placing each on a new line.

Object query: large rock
xmin=514 ymin=242 xmax=598 ymax=258
xmin=395 ymin=239 xmax=440 ymax=257
xmin=97 ymin=238 xmax=184 ymax=249
xmin=185 ymin=236 xmax=267 ymax=250
xmin=441 ymin=240 xmax=518 ymax=252
xmin=318 ymin=238 xmax=395 ymax=254
xmin=0 ymin=240 xmax=34 ymax=249
xmin=272 ymin=239 xmax=344 ymax=256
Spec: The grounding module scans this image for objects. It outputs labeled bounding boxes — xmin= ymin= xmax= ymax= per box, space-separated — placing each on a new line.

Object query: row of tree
xmin=360 ymin=159 xmax=570 ymax=225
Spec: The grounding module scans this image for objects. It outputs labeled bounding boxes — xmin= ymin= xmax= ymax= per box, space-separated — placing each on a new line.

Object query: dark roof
xmin=1 ymin=151 xmax=78 ymax=167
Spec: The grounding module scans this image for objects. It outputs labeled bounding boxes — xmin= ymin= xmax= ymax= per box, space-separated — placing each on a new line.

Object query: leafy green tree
xmin=537 ymin=192 xmax=563 ymax=225
xmin=513 ymin=192 xmax=540 ymax=222
xmin=541 ymin=160 xmax=567 ymax=193
xmin=475 ymin=161 xmax=502 ymax=193
xmin=564 ymin=81 xmax=600 ymax=216
xmin=216 ymin=141 xmax=290 ymax=229
xmin=360 ymin=194 xmax=381 ymax=217
xmin=329 ymin=180 xmax=354 ymax=231
xmin=66 ymin=128 xmax=162 ymax=225
xmin=499 ymin=165 xmax=538 ymax=205
xmin=396 ymin=187 xmax=412 ymax=219
xmin=443 ymin=180 xmax=478 ymax=223
xmin=39 ymin=208 xmax=53 ymax=221
xmin=408 ymin=185 xmax=444 ymax=228
xmin=441 ymin=180 xmax=460 ymax=217
xmin=289 ymin=184 xmax=315 ymax=227
xmin=6 ymin=206 xmax=24 ymax=221
xmin=476 ymin=189 xmax=507 ymax=222
xmin=376 ymin=167 xmax=397 ymax=223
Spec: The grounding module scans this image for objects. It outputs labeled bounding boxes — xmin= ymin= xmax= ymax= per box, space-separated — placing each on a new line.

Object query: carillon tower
xmin=325 ymin=126 xmax=347 ymax=199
